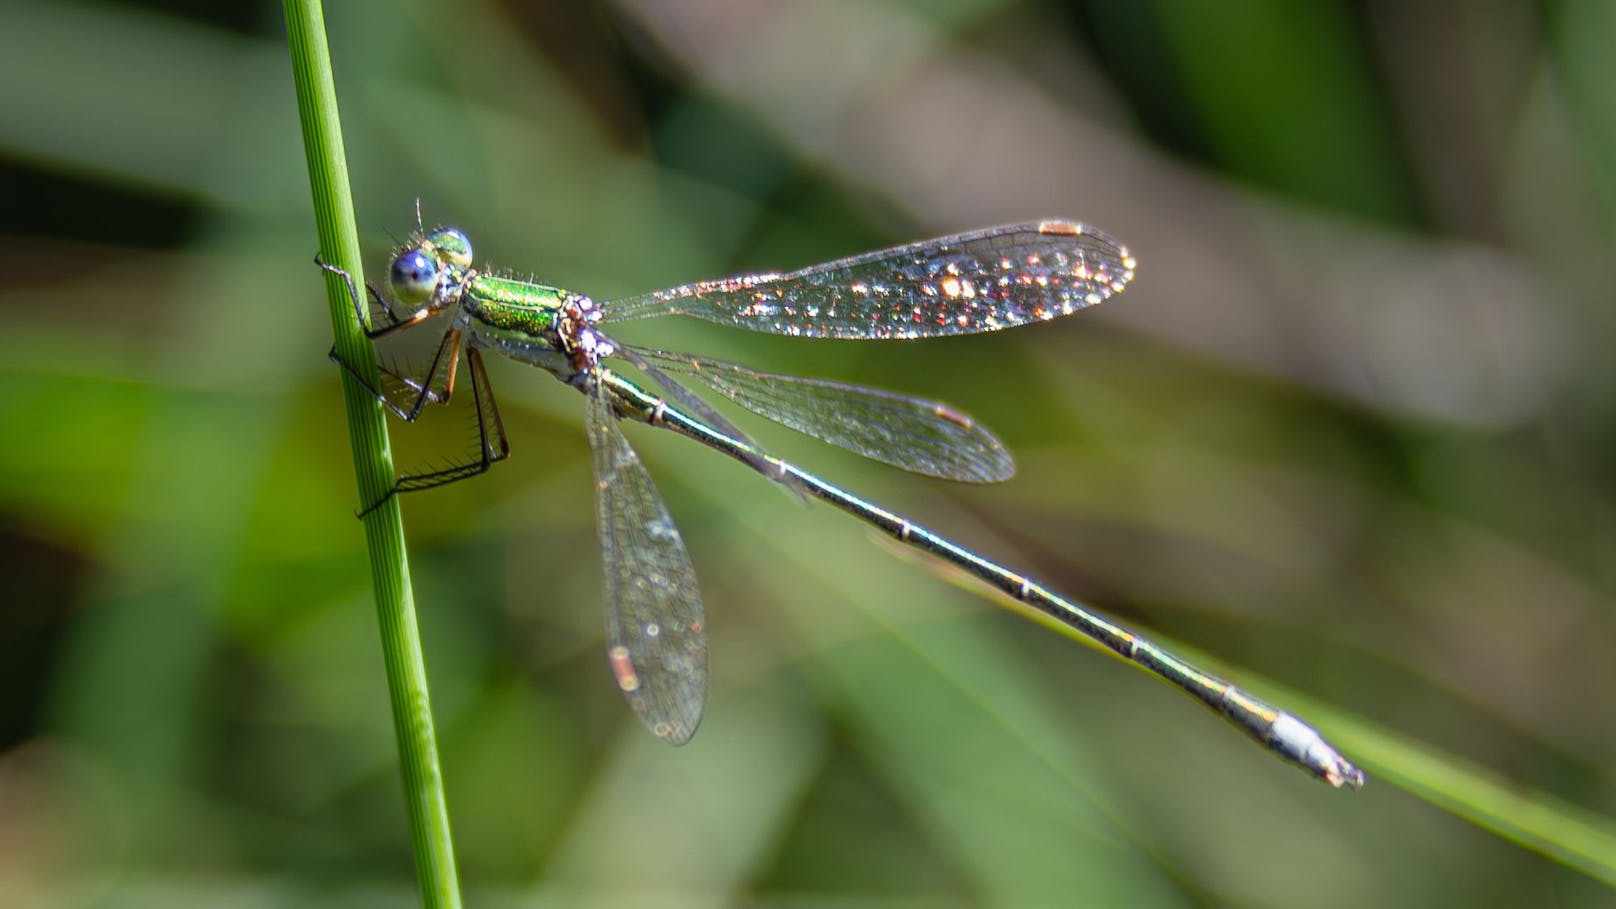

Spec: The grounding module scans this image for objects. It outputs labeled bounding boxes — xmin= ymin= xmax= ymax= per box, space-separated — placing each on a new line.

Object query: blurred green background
xmin=4 ymin=0 xmax=1615 ymax=905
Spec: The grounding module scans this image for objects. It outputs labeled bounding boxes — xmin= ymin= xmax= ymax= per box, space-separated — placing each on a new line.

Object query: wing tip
xmin=1034 ymin=219 xmax=1138 ymax=295
xmin=651 ymin=711 xmax=702 ymax=745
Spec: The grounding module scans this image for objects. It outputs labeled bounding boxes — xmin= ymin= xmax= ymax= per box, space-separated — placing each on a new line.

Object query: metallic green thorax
xmin=463 ymin=275 xmax=568 ymax=338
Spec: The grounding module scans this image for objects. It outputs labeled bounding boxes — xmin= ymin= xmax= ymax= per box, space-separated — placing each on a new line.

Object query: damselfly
xmin=319 ymin=213 xmax=1364 ymax=789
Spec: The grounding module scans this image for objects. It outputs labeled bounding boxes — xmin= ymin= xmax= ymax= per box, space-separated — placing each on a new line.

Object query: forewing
xmin=601 ymin=221 xmax=1134 ymax=339
xmin=583 ymin=376 xmax=707 ymax=743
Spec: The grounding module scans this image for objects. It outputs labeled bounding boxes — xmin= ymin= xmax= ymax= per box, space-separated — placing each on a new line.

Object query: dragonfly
xmin=319 ymin=212 xmax=1365 ymax=790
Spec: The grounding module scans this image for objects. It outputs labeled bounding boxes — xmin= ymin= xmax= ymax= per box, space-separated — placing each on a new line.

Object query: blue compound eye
xmin=390 ymin=248 xmax=440 ymax=305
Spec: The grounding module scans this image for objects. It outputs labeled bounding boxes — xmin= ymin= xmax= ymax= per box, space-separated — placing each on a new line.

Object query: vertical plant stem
xmin=282 ymin=2 xmax=462 ymax=905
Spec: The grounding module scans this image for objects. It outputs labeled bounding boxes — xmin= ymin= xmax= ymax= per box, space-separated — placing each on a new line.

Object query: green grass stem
xmin=281 ymin=2 xmax=463 ymax=905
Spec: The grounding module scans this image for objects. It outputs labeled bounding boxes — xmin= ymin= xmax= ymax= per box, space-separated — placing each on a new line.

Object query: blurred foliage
xmin=2 ymin=0 xmax=1615 ymax=906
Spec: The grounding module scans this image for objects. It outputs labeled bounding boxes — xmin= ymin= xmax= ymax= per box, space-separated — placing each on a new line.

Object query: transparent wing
xmin=614 ymin=344 xmax=757 ymax=453
xmin=600 ymin=221 xmax=1135 ymax=339
xmin=584 ymin=374 xmax=706 ymax=744
xmin=615 ymin=343 xmax=808 ymax=501
xmin=630 ymin=347 xmax=1014 ymax=483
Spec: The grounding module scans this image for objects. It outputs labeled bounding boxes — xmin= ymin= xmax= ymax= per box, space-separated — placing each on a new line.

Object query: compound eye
xmin=426 ymin=228 xmax=473 ymax=269
xmin=389 ymin=248 xmax=440 ymax=305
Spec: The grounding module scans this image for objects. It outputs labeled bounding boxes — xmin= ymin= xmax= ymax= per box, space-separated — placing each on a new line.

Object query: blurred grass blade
xmin=957 ymin=560 xmax=1616 ymax=887
xmin=281 ymin=1 xmax=463 ymax=905
xmin=1318 ymin=705 xmax=1616 ymax=887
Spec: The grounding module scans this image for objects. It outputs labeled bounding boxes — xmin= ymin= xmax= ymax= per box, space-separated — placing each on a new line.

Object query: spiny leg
xmin=330 ymin=327 xmax=461 ymax=422
xmin=468 ymin=347 xmax=510 ymax=464
xmin=362 ymin=345 xmax=510 ymax=516
xmin=326 ymin=325 xmax=487 ymax=514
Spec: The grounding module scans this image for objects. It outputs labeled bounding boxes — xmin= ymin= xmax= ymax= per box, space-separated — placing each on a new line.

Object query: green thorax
xmin=462 ymin=274 xmax=570 ymax=338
